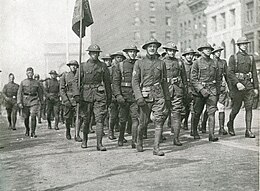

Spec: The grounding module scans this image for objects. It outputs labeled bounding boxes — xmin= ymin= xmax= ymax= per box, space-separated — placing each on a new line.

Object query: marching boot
xmin=192 ymin=114 xmax=200 ymax=139
xmin=136 ymin=125 xmax=144 ymax=152
xmin=143 ymin=125 xmax=148 ymax=139
xmin=190 ymin=113 xmax=194 ymax=136
xmin=131 ymin=120 xmax=138 ymax=149
xmin=245 ymin=110 xmax=255 ymax=138
xmin=54 ymin=116 xmax=59 ymax=130
xmin=96 ymin=123 xmax=106 ymax=151
xmin=11 ymin=113 xmax=17 ymax=130
xmin=81 ymin=133 xmax=88 ymax=148
xmin=208 ymin=114 xmax=218 ymax=142
xmin=108 ymin=120 xmax=116 ymax=140
xmin=7 ymin=111 xmax=12 ymax=129
xmin=47 ymin=119 xmax=52 ymax=129
xmin=126 ymin=118 xmax=132 ymax=135
xmin=183 ymin=109 xmax=190 ymax=130
xmin=118 ymin=122 xmax=126 ymax=146
xmin=153 ymin=127 xmax=165 ymax=156
xmin=227 ymin=120 xmax=235 ymax=136
xmin=218 ymin=112 xmax=227 ymax=135
xmin=172 ymin=112 xmax=182 ymax=146
xmin=24 ymin=118 xmax=30 ymax=136
xmin=201 ymin=111 xmax=208 ymax=133
xmin=65 ymin=119 xmax=71 ymax=140
xmin=30 ymin=117 xmax=37 ymax=138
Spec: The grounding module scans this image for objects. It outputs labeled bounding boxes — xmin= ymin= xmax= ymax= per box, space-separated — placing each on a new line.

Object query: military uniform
xmin=72 ymin=44 xmax=112 ymax=151
xmin=113 ymin=45 xmax=139 ymax=147
xmin=2 ymin=80 xmax=19 ymax=130
xmin=227 ymin=37 xmax=259 ymax=138
xmin=45 ymin=70 xmax=60 ymax=130
xmin=17 ymin=67 xmax=43 ymax=137
xmin=190 ymin=44 xmax=221 ymax=141
xmin=132 ymin=38 xmax=170 ymax=156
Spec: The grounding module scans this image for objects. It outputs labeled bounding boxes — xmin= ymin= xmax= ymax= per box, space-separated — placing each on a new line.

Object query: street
xmin=0 ymin=109 xmax=259 ymax=191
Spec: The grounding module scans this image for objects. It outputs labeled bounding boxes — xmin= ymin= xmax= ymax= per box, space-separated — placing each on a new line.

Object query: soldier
xmin=2 ymin=73 xmax=19 ymax=130
xmin=181 ymin=48 xmax=196 ymax=131
xmin=17 ymin=67 xmax=43 ymax=137
xmin=113 ymin=45 xmax=139 ymax=147
xmin=45 ymin=70 xmax=60 ymax=130
xmin=60 ymin=60 xmax=82 ymax=141
xmin=73 ymin=44 xmax=112 ymax=151
xmin=227 ymin=37 xmax=259 ymax=138
xmin=132 ymin=38 xmax=171 ymax=156
xmin=190 ymin=43 xmax=221 ymax=141
xmin=162 ymin=42 xmax=188 ymax=146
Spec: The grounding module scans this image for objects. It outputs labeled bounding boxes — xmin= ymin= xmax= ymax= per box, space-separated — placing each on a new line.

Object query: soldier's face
xmin=9 ymin=75 xmax=14 ymax=82
xmin=146 ymin=44 xmax=158 ymax=56
xmin=239 ymin=43 xmax=247 ymax=51
xmin=201 ymin=48 xmax=212 ymax=56
xmin=26 ymin=71 xmax=34 ymax=79
xmin=127 ymin=50 xmax=137 ymax=60
xmin=214 ymin=51 xmax=221 ymax=58
xmin=103 ymin=59 xmax=112 ymax=67
xmin=185 ymin=53 xmax=194 ymax=61
xmin=115 ymin=56 xmax=124 ymax=62
xmin=166 ymin=49 xmax=177 ymax=58
xmin=69 ymin=65 xmax=77 ymax=72
xmin=50 ymin=74 xmax=57 ymax=79
xmin=89 ymin=51 xmax=100 ymax=60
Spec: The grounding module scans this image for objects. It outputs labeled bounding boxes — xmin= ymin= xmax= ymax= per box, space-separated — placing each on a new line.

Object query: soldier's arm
xmin=59 ymin=73 xmax=68 ymax=102
xmin=17 ymin=81 xmax=23 ymax=105
xmin=180 ymin=61 xmax=188 ymax=89
xmin=72 ymin=67 xmax=81 ymax=97
xmin=102 ymin=63 xmax=112 ymax=103
xmin=227 ymin=55 xmax=239 ymax=86
xmin=161 ymin=61 xmax=170 ymax=101
xmin=132 ymin=60 xmax=142 ymax=100
xmin=251 ymin=56 xmax=259 ymax=90
xmin=37 ymin=81 xmax=43 ymax=102
xmin=113 ymin=63 xmax=122 ymax=97
xmin=190 ymin=60 xmax=204 ymax=92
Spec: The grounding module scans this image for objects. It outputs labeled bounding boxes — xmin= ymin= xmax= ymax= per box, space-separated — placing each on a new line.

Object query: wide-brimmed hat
xmin=182 ymin=48 xmax=196 ymax=56
xmin=101 ymin=54 xmax=112 ymax=60
xmin=142 ymin=38 xmax=162 ymax=49
xmin=49 ymin=70 xmax=58 ymax=75
xmin=212 ymin=46 xmax=224 ymax=54
xmin=123 ymin=45 xmax=140 ymax=52
xmin=26 ymin=67 xmax=34 ymax=72
xmin=162 ymin=42 xmax=178 ymax=51
xmin=236 ymin=36 xmax=250 ymax=45
xmin=67 ymin=60 xmax=79 ymax=67
xmin=111 ymin=51 xmax=126 ymax=59
xmin=197 ymin=43 xmax=214 ymax=51
xmin=86 ymin=44 xmax=102 ymax=52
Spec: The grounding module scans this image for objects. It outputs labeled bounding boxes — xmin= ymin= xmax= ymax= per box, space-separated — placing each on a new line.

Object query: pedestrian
xmin=73 ymin=44 xmax=112 ymax=151
xmin=60 ymin=60 xmax=82 ymax=141
xmin=2 ymin=73 xmax=19 ymax=130
xmin=132 ymin=38 xmax=171 ymax=156
xmin=162 ymin=42 xmax=188 ymax=146
xmin=45 ymin=70 xmax=60 ymax=130
xmin=190 ymin=43 xmax=221 ymax=141
xmin=113 ymin=45 xmax=140 ymax=148
xmin=17 ymin=67 xmax=43 ymax=137
xmin=227 ymin=36 xmax=259 ymax=138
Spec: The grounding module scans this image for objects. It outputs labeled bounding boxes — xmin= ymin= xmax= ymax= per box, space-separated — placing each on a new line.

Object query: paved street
xmin=0 ymin=109 xmax=259 ymax=191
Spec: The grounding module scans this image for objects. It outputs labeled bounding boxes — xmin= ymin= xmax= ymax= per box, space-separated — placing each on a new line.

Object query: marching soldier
xmin=190 ymin=43 xmax=221 ymax=141
xmin=17 ymin=67 xmax=43 ymax=137
xmin=132 ymin=38 xmax=171 ymax=156
xmin=113 ymin=45 xmax=139 ymax=147
xmin=73 ymin=44 xmax=112 ymax=151
xmin=45 ymin=70 xmax=60 ymax=130
xmin=2 ymin=73 xmax=19 ymax=130
xmin=227 ymin=37 xmax=259 ymax=138
xmin=181 ymin=48 xmax=196 ymax=131
xmin=60 ymin=60 xmax=82 ymax=141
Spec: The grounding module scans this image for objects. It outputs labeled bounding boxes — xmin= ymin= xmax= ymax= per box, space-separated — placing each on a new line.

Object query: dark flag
xmin=72 ymin=0 xmax=94 ymax=38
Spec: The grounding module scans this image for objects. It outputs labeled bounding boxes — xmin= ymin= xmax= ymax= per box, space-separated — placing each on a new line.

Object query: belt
xmin=24 ymin=93 xmax=37 ymax=96
xmin=235 ymin=72 xmax=252 ymax=79
xmin=167 ymin=77 xmax=180 ymax=84
xmin=121 ymin=82 xmax=131 ymax=87
xmin=201 ymin=80 xmax=216 ymax=87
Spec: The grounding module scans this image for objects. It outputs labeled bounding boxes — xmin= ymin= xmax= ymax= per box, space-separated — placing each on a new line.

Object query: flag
xmin=72 ymin=0 xmax=94 ymax=38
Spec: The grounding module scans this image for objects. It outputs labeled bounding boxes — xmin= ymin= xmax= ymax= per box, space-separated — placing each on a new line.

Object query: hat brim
xmin=86 ymin=49 xmax=102 ymax=52
xmin=182 ymin=51 xmax=196 ymax=56
xmin=67 ymin=63 xmax=79 ymax=66
xmin=163 ymin=47 xmax=179 ymax=52
xmin=142 ymin=42 xmax=161 ymax=49
xmin=49 ymin=72 xmax=58 ymax=75
xmin=111 ymin=54 xmax=126 ymax=59
xmin=236 ymin=41 xmax=250 ymax=45
xmin=212 ymin=48 xmax=224 ymax=54
xmin=123 ymin=48 xmax=140 ymax=53
xmin=101 ymin=57 xmax=112 ymax=60
xmin=198 ymin=47 xmax=214 ymax=51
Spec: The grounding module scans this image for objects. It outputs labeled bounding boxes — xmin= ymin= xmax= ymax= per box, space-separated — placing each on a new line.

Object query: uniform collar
xmin=146 ymin=54 xmax=157 ymax=60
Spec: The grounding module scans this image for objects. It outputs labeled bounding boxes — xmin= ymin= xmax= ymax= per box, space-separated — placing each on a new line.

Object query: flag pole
xmin=75 ymin=0 xmax=83 ymax=138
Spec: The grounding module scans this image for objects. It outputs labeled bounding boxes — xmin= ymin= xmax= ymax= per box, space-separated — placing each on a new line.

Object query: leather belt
xmin=167 ymin=77 xmax=180 ymax=84
xmin=121 ymin=82 xmax=131 ymax=87
xmin=235 ymin=72 xmax=252 ymax=79
xmin=201 ymin=80 xmax=216 ymax=87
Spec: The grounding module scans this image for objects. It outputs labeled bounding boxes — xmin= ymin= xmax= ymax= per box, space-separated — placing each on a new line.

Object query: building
xmin=205 ymin=0 xmax=242 ymax=59
xmin=90 ymin=0 xmax=178 ymax=55
xmin=241 ymin=0 xmax=260 ymax=68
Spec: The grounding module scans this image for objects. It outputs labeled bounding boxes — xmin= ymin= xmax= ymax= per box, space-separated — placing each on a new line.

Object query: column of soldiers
xmin=2 ymin=36 xmax=259 ymax=156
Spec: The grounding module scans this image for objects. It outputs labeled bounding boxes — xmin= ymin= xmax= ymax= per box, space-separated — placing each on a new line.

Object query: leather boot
xmin=183 ymin=109 xmax=190 ymax=130
xmin=192 ymin=114 xmax=200 ymax=139
xmin=96 ymin=123 xmax=106 ymax=151
xmin=143 ymin=124 xmax=148 ymax=139
xmin=218 ymin=112 xmax=227 ymax=135
xmin=227 ymin=120 xmax=235 ymax=136
xmin=168 ymin=112 xmax=172 ymax=132
xmin=47 ymin=119 xmax=52 ymax=129
xmin=136 ymin=125 xmax=143 ymax=152
xmin=208 ymin=114 xmax=218 ymax=142
xmin=65 ymin=119 xmax=71 ymax=140
xmin=172 ymin=112 xmax=182 ymax=146
xmin=31 ymin=117 xmax=37 ymax=138
xmin=118 ymin=122 xmax=126 ymax=146
xmin=153 ymin=127 xmax=165 ymax=156
xmin=245 ymin=110 xmax=255 ymax=138
xmin=131 ymin=120 xmax=138 ymax=149
xmin=24 ymin=118 xmax=30 ymax=136
xmin=108 ymin=120 xmax=116 ymax=140
xmin=54 ymin=116 xmax=59 ymax=130
xmin=190 ymin=113 xmax=194 ymax=136
xmin=81 ymin=133 xmax=88 ymax=148
xmin=201 ymin=111 xmax=208 ymax=133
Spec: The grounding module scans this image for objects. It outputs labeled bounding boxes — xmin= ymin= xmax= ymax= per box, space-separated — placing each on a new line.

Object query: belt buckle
xmin=12 ymin=96 xmax=16 ymax=99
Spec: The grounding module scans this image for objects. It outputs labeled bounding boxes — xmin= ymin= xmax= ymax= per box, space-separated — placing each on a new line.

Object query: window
xmin=221 ymin=13 xmax=226 ymax=29
xmin=246 ymin=32 xmax=254 ymax=53
xmin=212 ymin=16 xmax=217 ymax=32
xmin=134 ymin=17 xmax=140 ymax=26
xmin=166 ymin=17 xmax=171 ymax=26
xmin=134 ymin=32 xmax=141 ymax=40
xmin=150 ymin=31 xmax=156 ymax=38
xmin=165 ymin=2 xmax=171 ymax=11
xmin=230 ymin=9 xmax=236 ymax=26
xmin=221 ymin=41 xmax=226 ymax=58
xmin=246 ymin=1 xmax=254 ymax=23
xmin=150 ymin=16 xmax=156 ymax=25
xmin=150 ymin=1 xmax=155 ymax=11
xmin=165 ymin=31 xmax=171 ymax=41
xmin=134 ymin=1 xmax=140 ymax=11
xmin=231 ymin=39 xmax=236 ymax=55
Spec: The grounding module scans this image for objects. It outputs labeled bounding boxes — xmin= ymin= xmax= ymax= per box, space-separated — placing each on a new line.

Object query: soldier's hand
xmin=137 ymin=97 xmax=146 ymax=107
xmin=116 ymin=95 xmax=125 ymax=104
xmin=236 ymin=83 xmax=245 ymax=91
xmin=200 ymin=89 xmax=210 ymax=98
xmin=74 ymin=95 xmax=80 ymax=103
xmin=18 ymin=103 xmax=23 ymax=109
xmin=254 ymin=89 xmax=259 ymax=96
